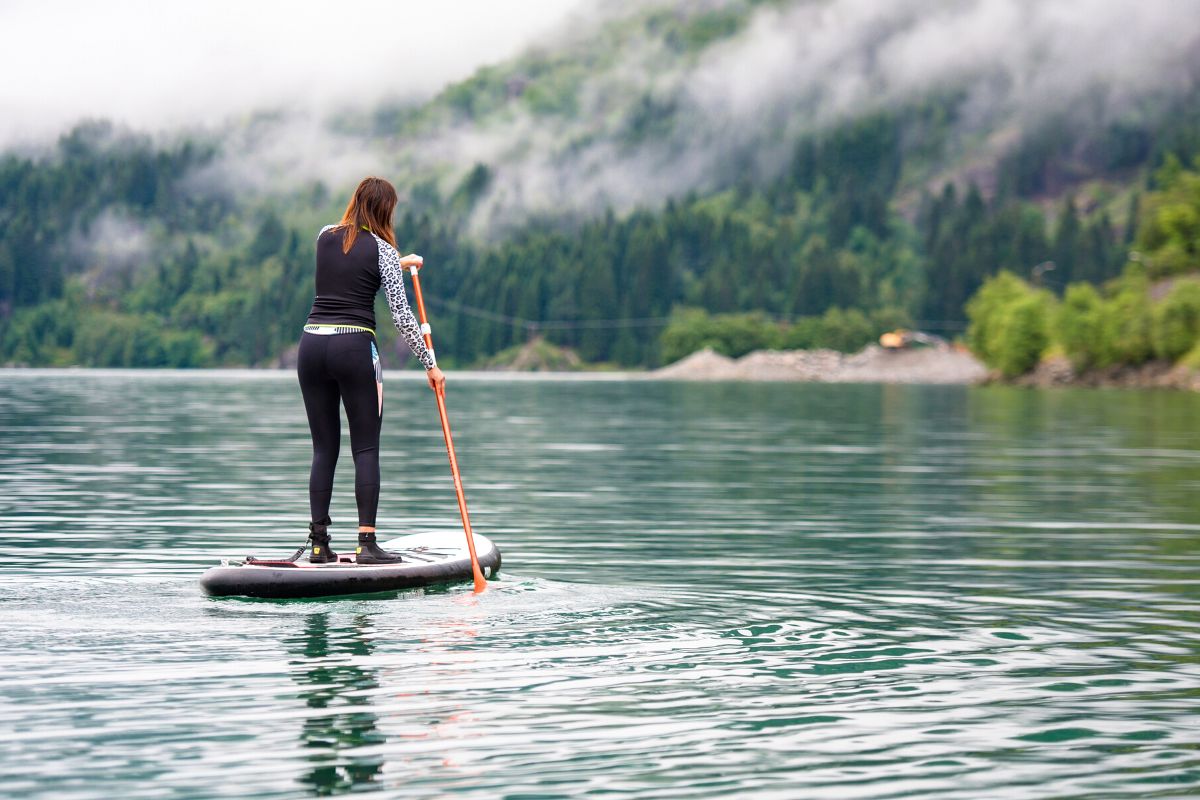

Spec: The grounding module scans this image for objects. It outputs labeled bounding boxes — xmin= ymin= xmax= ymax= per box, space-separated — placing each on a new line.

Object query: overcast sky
xmin=0 ymin=0 xmax=591 ymax=146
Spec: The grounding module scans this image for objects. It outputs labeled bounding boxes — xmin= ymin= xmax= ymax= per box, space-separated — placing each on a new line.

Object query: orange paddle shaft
xmin=406 ymin=264 xmax=486 ymax=593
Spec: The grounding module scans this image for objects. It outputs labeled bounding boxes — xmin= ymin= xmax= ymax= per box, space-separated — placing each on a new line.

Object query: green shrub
xmin=966 ymin=272 xmax=1030 ymax=364
xmin=661 ymin=304 xmax=896 ymax=362
xmin=1056 ymin=283 xmax=1108 ymax=370
xmin=660 ymin=308 xmax=717 ymax=363
xmin=0 ymin=300 xmax=76 ymax=365
xmin=869 ymin=306 xmax=914 ymax=335
xmin=67 ymin=310 xmax=212 ymax=367
xmin=992 ymin=294 xmax=1052 ymax=377
xmin=780 ymin=316 xmax=823 ymax=350
xmin=1135 ymin=155 xmax=1200 ymax=276
xmin=819 ymin=307 xmax=875 ymax=352
xmin=1103 ymin=273 xmax=1155 ymax=365
xmin=713 ymin=312 xmax=783 ymax=357
xmin=1180 ymin=340 xmax=1200 ymax=370
xmin=965 ymin=271 xmax=1055 ymax=375
xmin=659 ymin=308 xmax=782 ymax=363
xmin=1151 ymin=280 xmax=1200 ymax=361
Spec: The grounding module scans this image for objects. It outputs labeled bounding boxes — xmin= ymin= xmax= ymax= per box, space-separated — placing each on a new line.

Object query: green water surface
xmin=1 ymin=370 xmax=1199 ymax=798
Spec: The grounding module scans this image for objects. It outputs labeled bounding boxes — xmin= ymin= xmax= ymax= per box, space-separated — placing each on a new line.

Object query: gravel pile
xmin=838 ymin=345 xmax=988 ymax=384
xmin=653 ymin=345 xmax=987 ymax=384
xmin=652 ymin=348 xmax=736 ymax=379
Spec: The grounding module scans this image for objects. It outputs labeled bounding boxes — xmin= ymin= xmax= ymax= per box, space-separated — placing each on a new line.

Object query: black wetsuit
xmin=298 ymin=225 xmax=435 ymax=528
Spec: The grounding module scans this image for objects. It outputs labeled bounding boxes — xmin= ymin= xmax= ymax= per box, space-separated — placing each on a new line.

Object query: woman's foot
xmin=356 ymin=530 xmax=403 ymax=564
xmin=308 ymin=519 xmax=337 ymax=564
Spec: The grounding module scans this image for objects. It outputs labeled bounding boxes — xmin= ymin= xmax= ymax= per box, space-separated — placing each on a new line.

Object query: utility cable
xmin=425 ymin=297 xmax=968 ymax=334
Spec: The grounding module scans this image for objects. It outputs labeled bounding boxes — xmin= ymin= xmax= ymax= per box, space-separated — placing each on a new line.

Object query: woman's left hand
xmin=399 ymin=253 xmax=424 ymax=270
xmin=427 ymin=366 xmax=445 ymax=394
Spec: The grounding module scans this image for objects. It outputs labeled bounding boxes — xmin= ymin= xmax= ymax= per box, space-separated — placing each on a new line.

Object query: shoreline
xmin=652 ymin=346 xmax=1200 ymax=391
xmin=999 ymin=355 xmax=1200 ymax=392
xmin=6 ymin=352 xmax=1199 ymax=391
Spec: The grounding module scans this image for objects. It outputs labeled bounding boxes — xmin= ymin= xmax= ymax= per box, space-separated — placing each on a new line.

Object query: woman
xmin=298 ymin=176 xmax=445 ymax=564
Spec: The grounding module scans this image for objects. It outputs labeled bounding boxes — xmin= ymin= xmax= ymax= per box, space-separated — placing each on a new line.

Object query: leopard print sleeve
xmin=373 ymin=234 xmax=437 ymax=370
xmin=317 ymin=223 xmax=336 ymax=242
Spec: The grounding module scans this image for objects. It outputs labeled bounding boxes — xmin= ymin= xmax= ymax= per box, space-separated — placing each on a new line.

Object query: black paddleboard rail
xmin=200 ymin=533 xmax=501 ymax=600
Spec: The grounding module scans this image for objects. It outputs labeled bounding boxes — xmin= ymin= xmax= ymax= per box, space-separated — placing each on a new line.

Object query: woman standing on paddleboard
xmin=298 ymin=176 xmax=445 ymax=564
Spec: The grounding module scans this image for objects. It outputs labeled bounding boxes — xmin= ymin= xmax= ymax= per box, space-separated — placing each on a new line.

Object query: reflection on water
xmin=1 ymin=370 xmax=1199 ymax=799
xmin=290 ymin=613 xmax=383 ymax=795
xmin=285 ymin=599 xmax=488 ymax=796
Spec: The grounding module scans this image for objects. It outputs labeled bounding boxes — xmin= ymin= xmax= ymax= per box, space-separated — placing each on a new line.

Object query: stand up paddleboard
xmin=200 ymin=531 xmax=500 ymax=599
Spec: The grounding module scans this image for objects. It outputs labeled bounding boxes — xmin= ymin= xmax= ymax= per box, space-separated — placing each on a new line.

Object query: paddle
xmin=404 ymin=261 xmax=487 ymax=593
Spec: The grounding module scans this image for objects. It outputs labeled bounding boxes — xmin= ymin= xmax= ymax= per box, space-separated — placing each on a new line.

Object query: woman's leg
xmin=328 ymin=334 xmax=383 ymax=528
xmin=297 ymin=334 xmax=341 ymax=525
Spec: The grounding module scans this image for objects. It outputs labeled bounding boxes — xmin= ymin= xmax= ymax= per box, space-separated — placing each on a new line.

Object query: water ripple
xmin=1 ymin=372 xmax=1199 ymax=798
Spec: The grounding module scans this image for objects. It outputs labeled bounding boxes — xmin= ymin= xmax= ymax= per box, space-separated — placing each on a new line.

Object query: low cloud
xmin=0 ymin=0 xmax=590 ymax=146
xmin=72 ymin=209 xmax=154 ymax=290
xmin=440 ymin=0 xmax=1200 ymax=231
xmin=7 ymin=0 xmax=1198 ymax=233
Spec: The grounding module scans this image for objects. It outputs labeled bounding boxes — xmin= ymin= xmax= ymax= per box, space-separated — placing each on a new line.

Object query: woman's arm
xmin=374 ymin=237 xmax=438 ymax=371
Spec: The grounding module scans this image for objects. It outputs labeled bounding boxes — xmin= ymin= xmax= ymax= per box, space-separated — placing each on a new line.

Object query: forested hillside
xmin=965 ymin=154 xmax=1200 ymax=379
xmin=2 ymin=0 xmax=1199 ymax=369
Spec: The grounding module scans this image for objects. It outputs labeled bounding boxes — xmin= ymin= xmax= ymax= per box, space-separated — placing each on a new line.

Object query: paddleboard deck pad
xmin=200 ymin=531 xmax=500 ymax=599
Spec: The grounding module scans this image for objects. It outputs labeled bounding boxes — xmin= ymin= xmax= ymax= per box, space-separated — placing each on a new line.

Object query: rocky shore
xmin=653 ymin=345 xmax=988 ymax=384
xmin=1005 ymin=355 xmax=1200 ymax=391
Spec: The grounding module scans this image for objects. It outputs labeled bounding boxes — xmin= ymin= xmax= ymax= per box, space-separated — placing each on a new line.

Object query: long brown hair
xmin=335 ymin=176 xmax=398 ymax=253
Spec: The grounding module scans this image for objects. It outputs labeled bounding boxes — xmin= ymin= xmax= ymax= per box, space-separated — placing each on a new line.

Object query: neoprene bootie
xmin=355 ymin=531 xmax=403 ymax=564
xmin=308 ymin=518 xmax=337 ymax=564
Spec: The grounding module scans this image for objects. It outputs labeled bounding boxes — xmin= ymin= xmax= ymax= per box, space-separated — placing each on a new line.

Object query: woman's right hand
xmin=427 ymin=366 xmax=445 ymax=394
xmin=399 ymin=253 xmax=424 ymax=271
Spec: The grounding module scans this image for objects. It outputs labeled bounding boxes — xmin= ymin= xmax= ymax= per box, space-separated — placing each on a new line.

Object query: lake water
xmin=2 ymin=370 xmax=1199 ymax=799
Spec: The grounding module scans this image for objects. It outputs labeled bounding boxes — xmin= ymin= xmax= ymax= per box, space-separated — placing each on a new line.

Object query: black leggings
xmin=297 ymin=332 xmax=383 ymax=527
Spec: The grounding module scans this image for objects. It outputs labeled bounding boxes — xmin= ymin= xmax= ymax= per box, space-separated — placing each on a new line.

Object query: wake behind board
xmin=200 ymin=531 xmax=500 ymax=599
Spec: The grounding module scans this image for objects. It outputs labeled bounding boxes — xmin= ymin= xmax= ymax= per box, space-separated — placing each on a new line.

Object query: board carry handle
xmin=406 ymin=262 xmax=487 ymax=593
